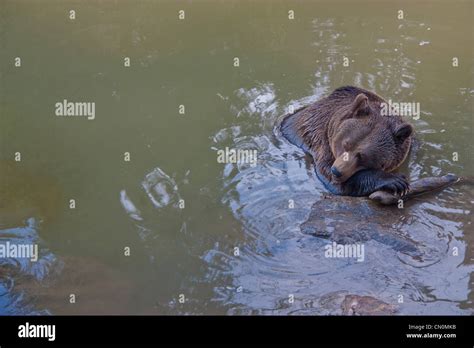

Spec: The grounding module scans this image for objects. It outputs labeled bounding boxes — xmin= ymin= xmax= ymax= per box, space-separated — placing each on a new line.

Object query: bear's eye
xmin=356 ymin=152 xmax=363 ymax=161
xmin=342 ymin=140 xmax=351 ymax=150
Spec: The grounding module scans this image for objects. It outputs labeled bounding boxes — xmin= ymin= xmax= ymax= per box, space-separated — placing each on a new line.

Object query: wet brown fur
xmin=281 ymin=86 xmax=413 ymax=186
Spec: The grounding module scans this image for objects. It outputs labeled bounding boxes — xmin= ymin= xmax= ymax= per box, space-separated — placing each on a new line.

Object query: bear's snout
xmin=331 ymin=166 xmax=343 ymax=179
xmin=331 ymin=154 xmax=362 ymax=183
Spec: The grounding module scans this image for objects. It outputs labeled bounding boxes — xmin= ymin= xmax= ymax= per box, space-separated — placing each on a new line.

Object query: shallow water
xmin=0 ymin=1 xmax=473 ymax=315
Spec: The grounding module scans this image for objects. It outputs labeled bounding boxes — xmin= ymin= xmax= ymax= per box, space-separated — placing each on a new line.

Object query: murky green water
xmin=0 ymin=0 xmax=473 ymax=315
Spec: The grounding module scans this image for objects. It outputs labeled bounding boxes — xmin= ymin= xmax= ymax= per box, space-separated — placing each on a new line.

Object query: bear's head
xmin=328 ymin=93 xmax=413 ymax=183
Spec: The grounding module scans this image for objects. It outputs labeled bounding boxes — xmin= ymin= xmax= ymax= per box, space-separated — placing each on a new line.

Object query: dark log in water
xmin=369 ymin=174 xmax=472 ymax=205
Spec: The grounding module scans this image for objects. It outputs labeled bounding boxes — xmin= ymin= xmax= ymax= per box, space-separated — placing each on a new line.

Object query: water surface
xmin=0 ymin=0 xmax=473 ymax=314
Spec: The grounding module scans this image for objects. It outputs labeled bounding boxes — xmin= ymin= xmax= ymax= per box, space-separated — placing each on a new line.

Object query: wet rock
xmin=341 ymin=294 xmax=397 ymax=315
xmin=300 ymin=195 xmax=419 ymax=255
xmin=369 ymin=174 xmax=462 ymax=205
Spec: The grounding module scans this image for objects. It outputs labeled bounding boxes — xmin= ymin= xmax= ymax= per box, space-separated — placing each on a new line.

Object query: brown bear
xmin=280 ymin=86 xmax=413 ymax=196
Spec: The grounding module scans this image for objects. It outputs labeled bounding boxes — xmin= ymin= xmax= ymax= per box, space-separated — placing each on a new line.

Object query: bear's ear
xmin=393 ymin=123 xmax=413 ymax=141
xmin=350 ymin=93 xmax=370 ymax=117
